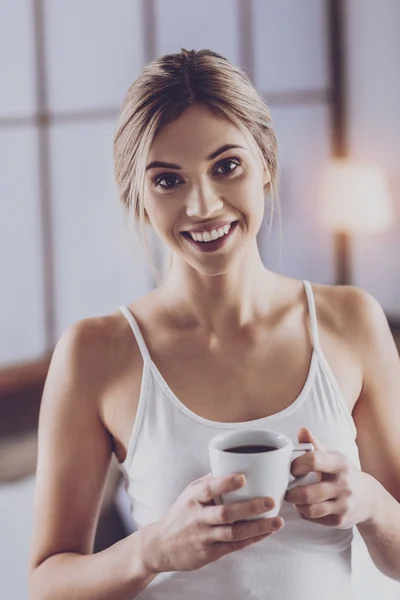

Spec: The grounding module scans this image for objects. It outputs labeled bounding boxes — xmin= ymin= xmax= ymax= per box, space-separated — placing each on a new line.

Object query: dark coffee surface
xmin=224 ymin=444 xmax=278 ymax=454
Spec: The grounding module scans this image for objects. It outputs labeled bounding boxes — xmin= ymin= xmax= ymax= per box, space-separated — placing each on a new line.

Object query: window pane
xmin=49 ymin=120 xmax=152 ymax=337
xmin=155 ymin=0 xmax=239 ymax=64
xmin=0 ymin=0 xmax=36 ymax=117
xmin=0 ymin=127 xmax=46 ymax=366
xmin=253 ymin=0 xmax=329 ymax=93
xmin=44 ymin=0 xmax=143 ymax=112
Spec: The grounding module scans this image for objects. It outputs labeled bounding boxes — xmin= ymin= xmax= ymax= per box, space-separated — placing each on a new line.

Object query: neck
xmin=160 ymin=242 xmax=278 ymax=335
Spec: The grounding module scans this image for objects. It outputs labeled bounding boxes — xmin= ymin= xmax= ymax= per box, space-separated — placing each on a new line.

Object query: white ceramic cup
xmin=208 ymin=429 xmax=317 ymax=519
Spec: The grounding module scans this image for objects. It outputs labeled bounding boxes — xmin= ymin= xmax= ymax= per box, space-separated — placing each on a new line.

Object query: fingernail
xmin=271 ymin=518 xmax=281 ymax=529
xmin=264 ymin=498 xmax=274 ymax=509
xmin=233 ymin=475 xmax=245 ymax=486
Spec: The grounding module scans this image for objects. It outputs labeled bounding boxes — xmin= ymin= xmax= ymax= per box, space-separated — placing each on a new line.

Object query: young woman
xmin=30 ymin=49 xmax=400 ymax=600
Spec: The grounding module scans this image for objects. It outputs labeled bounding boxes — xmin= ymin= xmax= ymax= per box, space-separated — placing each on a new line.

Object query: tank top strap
xmin=302 ymin=280 xmax=320 ymax=350
xmin=119 ymin=305 xmax=151 ymax=361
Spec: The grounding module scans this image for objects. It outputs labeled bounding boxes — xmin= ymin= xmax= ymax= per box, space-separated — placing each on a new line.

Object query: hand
xmin=284 ymin=427 xmax=375 ymax=529
xmin=142 ymin=473 xmax=284 ymax=574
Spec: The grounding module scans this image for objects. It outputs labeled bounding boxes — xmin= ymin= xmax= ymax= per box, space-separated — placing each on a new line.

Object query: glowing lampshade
xmin=320 ymin=160 xmax=394 ymax=234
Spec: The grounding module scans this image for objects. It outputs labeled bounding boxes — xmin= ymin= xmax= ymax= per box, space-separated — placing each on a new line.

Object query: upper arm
xmin=30 ymin=319 xmax=114 ymax=572
xmin=349 ymin=288 xmax=400 ymax=502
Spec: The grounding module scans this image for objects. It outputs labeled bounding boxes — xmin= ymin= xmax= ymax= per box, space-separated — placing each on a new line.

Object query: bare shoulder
xmin=49 ymin=311 xmax=132 ymax=393
xmin=311 ymin=282 xmax=398 ymax=380
xmin=43 ymin=307 xmax=147 ymax=436
xmin=311 ymin=283 xmax=389 ymax=344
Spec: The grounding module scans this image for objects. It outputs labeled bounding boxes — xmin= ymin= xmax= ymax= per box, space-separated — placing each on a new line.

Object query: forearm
xmin=357 ymin=475 xmax=400 ymax=581
xmin=30 ymin=527 xmax=157 ymax=600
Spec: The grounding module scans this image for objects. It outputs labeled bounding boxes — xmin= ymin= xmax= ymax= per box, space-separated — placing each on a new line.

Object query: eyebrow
xmin=145 ymin=144 xmax=246 ymax=172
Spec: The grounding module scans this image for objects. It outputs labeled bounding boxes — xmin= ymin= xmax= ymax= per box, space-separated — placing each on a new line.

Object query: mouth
xmin=180 ymin=221 xmax=239 ymax=253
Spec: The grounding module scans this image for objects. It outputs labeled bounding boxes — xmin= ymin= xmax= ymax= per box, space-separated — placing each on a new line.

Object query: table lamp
xmin=320 ymin=159 xmax=395 ymax=285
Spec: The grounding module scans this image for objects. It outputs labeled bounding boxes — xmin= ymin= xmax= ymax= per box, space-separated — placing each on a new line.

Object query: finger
xmin=196 ymin=474 xmax=246 ymax=504
xmin=297 ymin=427 xmax=327 ymax=452
xmin=295 ymin=500 xmax=337 ymax=520
xmin=211 ymin=531 xmax=273 ymax=560
xmin=189 ymin=473 xmax=217 ymax=505
xmin=297 ymin=512 xmax=344 ymax=527
xmin=186 ymin=472 xmax=212 ymax=488
xmin=284 ymin=480 xmax=338 ymax=504
xmin=291 ymin=450 xmax=344 ymax=478
xmin=209 ymin=516 xmax=283 ymax=544
xmin=296 ymin=497 xmax=345 ymax=521
xmin=203 ymin=496 xmax=275 ymax=525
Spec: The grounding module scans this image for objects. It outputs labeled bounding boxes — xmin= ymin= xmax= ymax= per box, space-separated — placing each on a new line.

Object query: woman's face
xmin=143 ymin=104 xmax=270 ymax=276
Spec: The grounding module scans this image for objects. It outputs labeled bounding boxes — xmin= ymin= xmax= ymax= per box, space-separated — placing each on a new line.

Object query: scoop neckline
xmin=148 ymin=349 xmax=318 ymax=429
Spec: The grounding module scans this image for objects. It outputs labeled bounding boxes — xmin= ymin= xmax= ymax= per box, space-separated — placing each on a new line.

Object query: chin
xmin=185 ymin=250 xmax=246 ymax=278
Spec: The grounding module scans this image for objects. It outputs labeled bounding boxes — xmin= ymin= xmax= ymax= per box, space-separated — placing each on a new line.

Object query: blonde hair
xmin=113 ymin=48 xmax=280 ymax=283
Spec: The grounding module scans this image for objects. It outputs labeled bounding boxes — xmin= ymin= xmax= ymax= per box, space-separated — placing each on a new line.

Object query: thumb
xmin=297 ymin=427 xmax=325 ymax=451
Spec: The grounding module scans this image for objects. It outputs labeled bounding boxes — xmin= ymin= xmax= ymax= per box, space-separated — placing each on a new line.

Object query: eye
xmin=154 ymin=173 xmax=184 ymax=190
xmin=214 ymin=158 xmax=241 ymax=176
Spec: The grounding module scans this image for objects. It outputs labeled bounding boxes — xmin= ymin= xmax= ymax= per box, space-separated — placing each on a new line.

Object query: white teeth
xmin=189 ymin=222 xmax=233 ymax=243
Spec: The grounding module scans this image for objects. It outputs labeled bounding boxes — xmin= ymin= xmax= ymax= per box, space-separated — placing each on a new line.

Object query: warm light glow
xmin=320 ymin=159 xmax=395 ymax=233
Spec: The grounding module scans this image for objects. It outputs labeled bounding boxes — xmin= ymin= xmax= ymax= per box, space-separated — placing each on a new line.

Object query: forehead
xmin=148 ymin=104 xmax=255 ymax=162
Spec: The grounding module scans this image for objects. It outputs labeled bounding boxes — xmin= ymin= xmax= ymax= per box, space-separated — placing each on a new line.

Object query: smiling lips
xmin=189 ymin=223 xmax=232 ymax=243
xmin=182 ymin=219 xmax=237 ymax=243
xmin=181 ymin=221 xmax=239 ymax=252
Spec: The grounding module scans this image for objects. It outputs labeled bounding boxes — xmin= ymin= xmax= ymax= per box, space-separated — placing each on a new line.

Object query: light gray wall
xmin=0 ymin=476 xmax=36 ymax=600
xmin=1 ymin=0 xmax=151 ymax=367
xmin=346 ymin=0 xmax=400 ymax=316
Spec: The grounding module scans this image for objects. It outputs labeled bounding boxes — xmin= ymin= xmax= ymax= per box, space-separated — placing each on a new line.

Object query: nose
xmin=185 ymin=181 xmax=224 ymax=219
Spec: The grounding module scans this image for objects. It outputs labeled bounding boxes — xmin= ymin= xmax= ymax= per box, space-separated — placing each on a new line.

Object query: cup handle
xmin=286 ymin=442 xmax=315 ymax=491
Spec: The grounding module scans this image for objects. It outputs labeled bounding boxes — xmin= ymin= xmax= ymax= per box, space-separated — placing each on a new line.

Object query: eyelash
xmin=153 ymin=157 xmax=242 ymax=190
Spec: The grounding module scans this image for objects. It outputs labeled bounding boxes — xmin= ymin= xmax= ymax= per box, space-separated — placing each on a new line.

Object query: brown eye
xmin=155 ymin=174 xmax=183 ymax=189
xmin=214 ymin=158 xmax=241 ymax=176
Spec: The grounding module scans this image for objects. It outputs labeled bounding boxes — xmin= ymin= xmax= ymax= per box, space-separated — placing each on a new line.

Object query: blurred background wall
xmin=0 ymin=1 xmax=399 ymax=598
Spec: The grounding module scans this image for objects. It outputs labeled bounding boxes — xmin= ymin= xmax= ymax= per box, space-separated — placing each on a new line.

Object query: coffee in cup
xmin=224 ymin=444 xmax=279 ymax=454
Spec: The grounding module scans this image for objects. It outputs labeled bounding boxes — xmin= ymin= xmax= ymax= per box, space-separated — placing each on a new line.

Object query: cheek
xmin=143 ymin=194 xmax=179 ymax=241
xmin=237 ymin=177 xmax=266 ymax=225
xmin=144 ymin=191 xmax=164 ymax=223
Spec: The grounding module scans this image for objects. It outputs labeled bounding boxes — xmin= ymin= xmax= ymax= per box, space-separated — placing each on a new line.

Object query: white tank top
xmin=117 ymin=280 xmax=371 ymax=599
